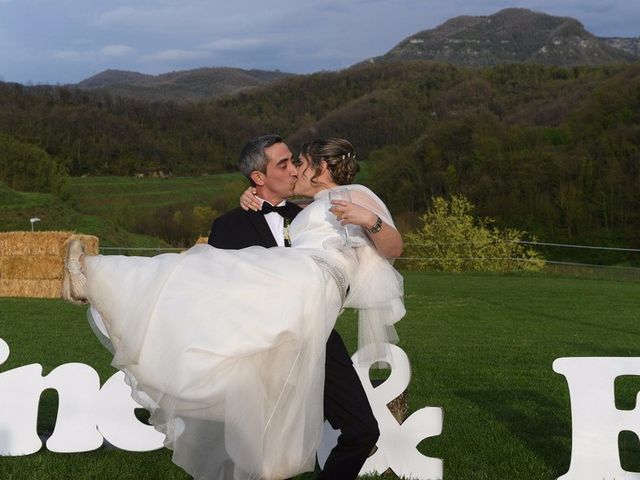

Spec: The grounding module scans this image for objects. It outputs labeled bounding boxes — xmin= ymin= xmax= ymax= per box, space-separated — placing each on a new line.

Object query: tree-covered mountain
xmin=1 ymin=61 xmax=639 ymax=251
xmin=362 ymin=8 xmax=639 ymax=67
xmin=64 ymin=9 xmax=640 ymax=106
xmin=74 ymin=67 xmax=295 ymax=103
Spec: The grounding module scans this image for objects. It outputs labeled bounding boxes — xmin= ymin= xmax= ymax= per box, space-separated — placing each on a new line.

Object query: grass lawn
xmin=64 ymin=170 xmax=373 ymax=243
xmin=66 ymin=174 xmax=247 ymax=218
xmin=1 ymin=271 xmax=639 ymax=479
xmin=0 ymin=182 xmax=172 ymax=249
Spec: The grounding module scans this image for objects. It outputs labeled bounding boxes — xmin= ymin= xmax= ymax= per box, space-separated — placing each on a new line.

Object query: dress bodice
xmin=289 ymin=193 xmax=342 ymax=250
xmin=288 ymin=187 xmax=370 ymax=285
xmin=290 ymin=184 xmax=405 ymax=364
xmin=289 ymin=187 xmax=369 ymax=251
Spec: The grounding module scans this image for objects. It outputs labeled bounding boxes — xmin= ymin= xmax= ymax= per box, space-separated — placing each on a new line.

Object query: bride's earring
xmin=62 ymin=239 xmax=88 ymax=305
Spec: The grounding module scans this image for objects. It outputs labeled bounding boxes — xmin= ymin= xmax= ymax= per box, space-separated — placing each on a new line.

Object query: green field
xmin=66 ymin=174 xmax=246 ymax=218
xmin=0 ymin=181 xmax=173 ymax=248
xmin=1 ymin=271 xmax=639 ymax=479
xmin=0 ymin=167 xmax=375 ymax=249
xmin=0 ymin=175 xmax=250 ymax=249
xmin=63 ymin=166 xmax=371 ymax=223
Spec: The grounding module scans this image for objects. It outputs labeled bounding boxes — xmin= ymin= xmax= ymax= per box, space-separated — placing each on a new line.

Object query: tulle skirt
xmin=84 ymin=244 xmax=345 ymax=479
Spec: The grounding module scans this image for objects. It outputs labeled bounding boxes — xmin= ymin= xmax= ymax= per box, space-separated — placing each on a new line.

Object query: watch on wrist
xmin=366 ymin=215 xmax=383 ymax=234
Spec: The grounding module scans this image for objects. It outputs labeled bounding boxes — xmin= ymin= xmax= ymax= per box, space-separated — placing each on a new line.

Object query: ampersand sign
xmin=0 ymin=338 xmax=8 ymax=365
xmin=317 ymin=344 xmax=443 ymax=479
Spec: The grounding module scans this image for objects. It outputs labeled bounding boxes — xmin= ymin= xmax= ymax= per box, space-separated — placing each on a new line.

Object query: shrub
xmin=403 ymin=195 xmax=544 ymax=272
xmin=0 ymin=134 xmax=68 ymax=197
xmin=133 ymin=204 xmax=218 ymax=247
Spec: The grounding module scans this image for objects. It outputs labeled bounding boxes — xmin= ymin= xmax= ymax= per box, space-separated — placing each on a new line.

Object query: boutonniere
xmin=283 ymin=217 xmax=291 ymax=246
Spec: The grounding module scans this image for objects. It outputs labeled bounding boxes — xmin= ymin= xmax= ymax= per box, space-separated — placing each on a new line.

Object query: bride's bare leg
xmin=61 ymin=239 xmax=88 ymax=305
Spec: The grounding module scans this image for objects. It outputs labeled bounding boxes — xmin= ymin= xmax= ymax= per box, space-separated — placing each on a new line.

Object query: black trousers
xmin=318 ymin=329 xmax=380 ymax=480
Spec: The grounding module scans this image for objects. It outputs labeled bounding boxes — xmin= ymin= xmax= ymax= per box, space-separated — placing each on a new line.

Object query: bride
xmin=63 ymin=137 xmax=405 ymax=480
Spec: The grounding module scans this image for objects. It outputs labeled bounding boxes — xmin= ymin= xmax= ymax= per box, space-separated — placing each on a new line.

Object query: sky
xmin=0 ymin=0 xmax=638 ymax=85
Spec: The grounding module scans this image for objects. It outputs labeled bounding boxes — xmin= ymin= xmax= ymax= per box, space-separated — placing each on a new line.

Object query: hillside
xmin=62 ymin=9 xmax=639 ymax=106
xmin=75 ymin=67 xmax=295 ymax=103
xmin=2 ymin=61 xmax=640 ymax=251
xmin=65 ymin=9 xmax=640 ymax=106
xmin=0 ymin=181 xmax=172 ymax=248
xmin=363 ymin=8 xmax=639 ymax=67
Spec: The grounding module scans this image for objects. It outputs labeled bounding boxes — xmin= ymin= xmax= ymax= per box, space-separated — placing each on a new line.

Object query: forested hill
xmin=75 ymin=67 xmax=295 ymax=103
xmin=1 ymin=61 xmax=639 ymax=247
xmin=66 ymin=9 xmax=639 ymax=105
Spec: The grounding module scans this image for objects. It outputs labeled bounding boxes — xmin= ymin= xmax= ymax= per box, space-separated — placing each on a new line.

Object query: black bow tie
xmin=261 ymin=202 xmax=290 ymax=218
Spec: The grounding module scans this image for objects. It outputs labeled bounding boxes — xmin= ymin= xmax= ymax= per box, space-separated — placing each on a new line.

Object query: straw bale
xmin=0 ymin=279 xmax=61 ymax=298
xmin=0 ymin=232 xmax=99 ymax=298
xmin=0 ymin=255 xmax=63 ymax=280
xmin=0 ymin=232 xmax=99 ymax=256
xmin=195 ymin=236 xmax=208 ymax=245
xmin=388 ymin=389 xmax=409 ymax=424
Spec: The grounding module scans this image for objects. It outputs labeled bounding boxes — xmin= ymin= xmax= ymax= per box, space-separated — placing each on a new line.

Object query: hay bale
xmin=388 ymin=389 xmax=409 ymax=424
xmin=0 ymin=279 xmax=61 ymax=298
xmin=0 ymin=232 xmax=99 ymax=298
xmin=0 ymin=255 xmax=63 ymax=280
xmin=0 ymin=231 xmax=98 ymax=257
xmin=195 ymin=236 xmax=209 ymax=245
xmin=372 ymin=378 xmax=409 ymax=424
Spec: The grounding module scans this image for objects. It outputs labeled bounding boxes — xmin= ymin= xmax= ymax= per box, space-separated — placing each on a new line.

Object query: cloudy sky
xmin=1 ymin=0 xmax=638 ymax=85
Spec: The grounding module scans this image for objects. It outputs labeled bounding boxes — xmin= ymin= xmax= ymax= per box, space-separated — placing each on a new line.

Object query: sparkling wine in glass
xmin=329 ymin=187 xmax=352 ymax=245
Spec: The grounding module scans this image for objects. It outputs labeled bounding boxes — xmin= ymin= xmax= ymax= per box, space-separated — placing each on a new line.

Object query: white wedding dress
xmin=82 ymin=184 xmax=404 ymax=480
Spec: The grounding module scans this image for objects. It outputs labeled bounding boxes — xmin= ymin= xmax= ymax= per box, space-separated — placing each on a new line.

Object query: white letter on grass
xmin=0 ymin=337 xmax=163 ymax=455
xmin=554 ymin=357 xmax=640 ymax=480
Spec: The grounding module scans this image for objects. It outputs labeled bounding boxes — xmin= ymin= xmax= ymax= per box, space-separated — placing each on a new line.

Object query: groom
xmin=208 ymin=134 xmax=379 ymax=479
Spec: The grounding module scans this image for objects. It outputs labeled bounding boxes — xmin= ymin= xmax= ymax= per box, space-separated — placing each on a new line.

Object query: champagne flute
xmin=329 ymin=187 xmax=352 ymax=245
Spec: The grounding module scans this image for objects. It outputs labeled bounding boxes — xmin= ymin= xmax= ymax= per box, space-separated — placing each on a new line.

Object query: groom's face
xmin=258 ymin=142 xmax=297 ymax=202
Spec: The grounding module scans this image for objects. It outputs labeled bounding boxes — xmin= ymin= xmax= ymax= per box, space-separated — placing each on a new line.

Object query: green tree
xmin=0 ymin=133 xmax=68 ymax=196
xmin=404 ymin=195 xmax=544 ymax=272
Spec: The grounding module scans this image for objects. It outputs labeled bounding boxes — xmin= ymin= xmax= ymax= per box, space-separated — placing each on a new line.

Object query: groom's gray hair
xmin=239 ymin=134 xmax=284 ymax=183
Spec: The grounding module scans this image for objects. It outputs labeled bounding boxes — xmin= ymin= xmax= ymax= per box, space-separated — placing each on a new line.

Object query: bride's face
xmin=294 ymin=154 xmax=336 ymax=196
xmin=293 ymin=154 xmax=318 ymax=197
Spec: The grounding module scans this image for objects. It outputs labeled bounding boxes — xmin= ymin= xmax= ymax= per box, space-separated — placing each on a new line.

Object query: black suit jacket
xmin=207 ymin=202 xmax=351 ymax=366
xmin=208 ymin=203 xmax=302 ymax=249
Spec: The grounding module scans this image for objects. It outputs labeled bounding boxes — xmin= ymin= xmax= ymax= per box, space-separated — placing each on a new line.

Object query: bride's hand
xmin=330 ymin=200 xmax=378 ymax=229
xmin=240 ymin=187 xmax=261 ymax=211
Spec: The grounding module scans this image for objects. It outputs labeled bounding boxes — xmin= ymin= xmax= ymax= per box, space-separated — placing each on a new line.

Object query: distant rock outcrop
xmin=361 ymin=8 xmax=639 ymax=67
xmin=600 ymin=37 xmax=640 ymax=57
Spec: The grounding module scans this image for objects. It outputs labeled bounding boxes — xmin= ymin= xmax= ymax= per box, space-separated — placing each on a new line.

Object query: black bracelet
xmin=366 ymin=215 xmax=383 ymax=234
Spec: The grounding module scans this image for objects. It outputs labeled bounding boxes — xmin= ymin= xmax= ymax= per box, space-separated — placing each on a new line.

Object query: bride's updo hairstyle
xmin=301 ymin=138 xmax=360 ymax=186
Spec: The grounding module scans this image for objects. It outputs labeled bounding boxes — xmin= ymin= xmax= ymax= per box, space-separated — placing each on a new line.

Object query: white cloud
xmin=203 ymin=38 xmax=266 ymax=51
xmin=100 ymin=44 xmax=137 ymax=56
xmin=53 ymin=45 xmax=138 ymax=61
xmin=94 ymin=5 xmax=216 ymax=32
xmin=52 ymin=49 xmax=90 ymax=61
xmin=202 ymin=38 xmax=266 ymax=52
xmin=72 ymin=37 xmax=94 ymax=46
xmin=94 ymin=6 xmax=146 ymax=27
xmin=144 ymin=48 xmax=209 ymax=62
xmin=93 ymin=2 xmax=293 ymax=36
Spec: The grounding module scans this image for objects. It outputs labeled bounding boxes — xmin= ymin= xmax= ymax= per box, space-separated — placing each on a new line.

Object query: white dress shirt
xmin=260 ymin=198 xmax=287 ymax=247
